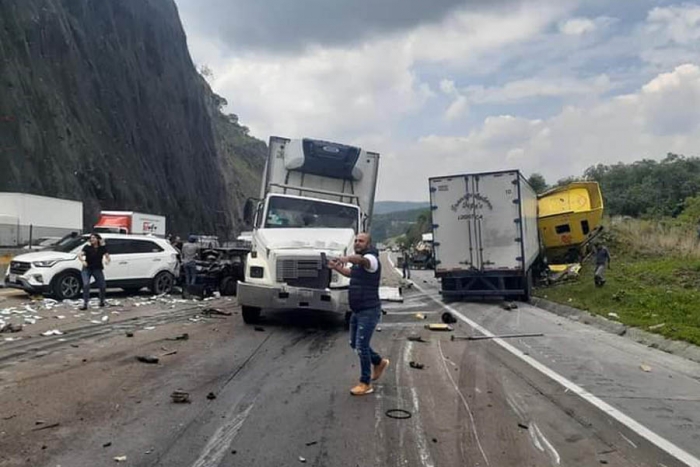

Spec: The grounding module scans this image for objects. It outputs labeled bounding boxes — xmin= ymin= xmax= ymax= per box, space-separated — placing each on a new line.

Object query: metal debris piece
xmin=305 ymin=441 xmax=318 ymax=447
xmin=451 ymin=332 xmax=543 ymax=341
xmin=424 ymin=324 xmax=453 ymax=332
xmin=170 ymin=390 xmax=191 ymax=403
xmin=409 ymin=361 xmax=425 ymax=370
xmin=136 ymin=355 xmax=159 ymax=364
xmin=415 ymin=313 xmax=426 ymax=320
xmin=206 ymin=392 xmax=217 ymax=400
xmin=32 ymin=422 xmax=60 ymax=431
xmin=0 ymin=323 xmax=23 ymax=333
xmin=407 ymin=335 xmax=427 ymax=343
xmin=518 ymin=423 xmax=529 ymax=429
xmin=103 ymin=442 xmax=112 ymax=448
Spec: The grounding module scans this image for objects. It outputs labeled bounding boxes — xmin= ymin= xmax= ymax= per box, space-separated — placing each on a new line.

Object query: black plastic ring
xmin=385 ymin=409 xmax=412 ymax=420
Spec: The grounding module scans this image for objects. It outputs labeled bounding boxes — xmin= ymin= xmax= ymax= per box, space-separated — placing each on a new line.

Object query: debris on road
xmin=254 ymin=326 xmax=265 ymax=332
xmin=518 ymin=422 xmax=529 ymax=429
xmin=640 ymin=363 xmax=652 ymax=372
xmin=114 ymin=455 xmax=127 ymax=462
xmin=407 ymin=335 xmax=427 ymax=343
xmin=305 ymin=441 xmax=318 ymax=447
xmin=31 ymin=422 xmax=60 ymax=431
xmin=441 ymin=312 xmax=457 ymax=324
xmin=206 ymin=392 xmax=217 ymax=400
xmin=143 ymin=326 xmax=156 ymax=331
xmin=451 ymin=332 xmax=544 ymax=341
xmin=0 ymin=323 xmax=22 ymax=333
xmin=126 ymin=332 xmax=134 ymax=338
xmin=167 ymin=333 xmax=190 ymax=341
xmin=202 ymin=307 xmax=232 ymax=316
xmin=170 ymin=390 xmax=191 ymax=403
xmin=608 ymin=312 xmax=620 ymax=320
xmin=648 ymin=323 xmax=665 ymax=330
xmin=135 ymin=355 xmax=160 ymax=364
xmin=409 ymin=361 xmax=425 ymax=370
xmin=379 ymin=286 xmax=403 ymax=302
xmin=299 ymin=456 xmax=307 ymax=463
xmin=385 ymin=409 xmax=412 ymax=419
xmin=103 ymin=442 xmax=112 ymax=448
xmin=414 ymin=313 xmax=426 ymax=320
xmin=41 ymin=329 xmax=63 ymax=336
xmin=424 ymin=324 xmax=453 ymax=332
xmin=501 ymin=302 xmax=518 ymax=310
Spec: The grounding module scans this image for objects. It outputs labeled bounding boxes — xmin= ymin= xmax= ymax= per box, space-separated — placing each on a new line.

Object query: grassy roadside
xmin=535 ymin=219 xmax=700 ymax=347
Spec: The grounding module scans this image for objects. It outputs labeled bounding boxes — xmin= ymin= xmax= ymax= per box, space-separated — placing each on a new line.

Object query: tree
xmin=527 ymin=173 xmax=547 ymax=194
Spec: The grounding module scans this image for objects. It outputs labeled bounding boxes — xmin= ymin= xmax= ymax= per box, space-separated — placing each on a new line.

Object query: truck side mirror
xmin=243 ymin=198 xmax=257 ymax=226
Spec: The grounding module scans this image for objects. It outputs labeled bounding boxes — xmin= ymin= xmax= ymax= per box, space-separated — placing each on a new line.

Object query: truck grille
xmin=276 ymin=256 xmax=330 ymax=289
xmin=10 ymin=261 xmax=31 ymax=275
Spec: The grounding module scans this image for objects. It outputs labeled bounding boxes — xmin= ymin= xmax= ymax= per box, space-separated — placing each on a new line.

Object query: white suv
xmin=4 ymin=233 xmax=180 ymax=300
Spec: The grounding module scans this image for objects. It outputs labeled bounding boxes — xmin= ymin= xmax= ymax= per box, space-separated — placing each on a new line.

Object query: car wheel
xmin=151 ymin=271 xmax=174 ymax=295
xmin=220 ymin=277 xmax=237 ymax=296
xmin=241 ymin=306 xmax=261 ymax=324
xmin=53 ymin=271 xmax=82 ymax=300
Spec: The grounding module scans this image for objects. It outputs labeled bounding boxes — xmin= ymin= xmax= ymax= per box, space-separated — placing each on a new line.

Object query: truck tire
xmin=522 ymin=270 xmax=533 ymax=302
xmin=220 ymin=277 xmax=237 ymax=296
xmin=53 ymin=271 xmax=83 ymax=300
xmin=242 ymin=306 xmax=261 ymax=324
xmin=151 ymin=271 xmax=174 ymax=295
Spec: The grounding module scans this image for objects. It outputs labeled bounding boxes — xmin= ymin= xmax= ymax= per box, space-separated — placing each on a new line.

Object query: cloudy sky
xmin=174 ymin=0 xmax=700 ymax=201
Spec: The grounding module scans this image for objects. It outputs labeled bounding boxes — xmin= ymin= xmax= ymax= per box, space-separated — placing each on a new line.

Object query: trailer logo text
xmin=450 ymin=193 xmax=493 ymax=212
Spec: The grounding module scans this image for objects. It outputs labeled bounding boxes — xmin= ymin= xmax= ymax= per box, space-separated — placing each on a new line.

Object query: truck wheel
xmin=522 ymin=270 xmax=533 ymax=302
xmin=151 ymin=271 xmax=174 ymax=295
xmin=242 ymin=306 xmax=261 ymax=324
xmin=220 ymin=277 xmax=237 ymax=296
xmin=53 ymin=271 xmax=82 ymax=300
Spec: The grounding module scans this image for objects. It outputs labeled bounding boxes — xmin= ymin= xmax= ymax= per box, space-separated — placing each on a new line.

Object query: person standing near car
xmin=78 ymin=233 xmax=110 ymax=310
xmin=328 ymin=232 xmax=390 ymax=396
xmin=181 ymin=235 xmax=199 ymax=291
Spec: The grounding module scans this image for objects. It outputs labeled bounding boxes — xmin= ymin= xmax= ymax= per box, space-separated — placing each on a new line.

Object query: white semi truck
xmin=237 ymin=137 xmax=380 ymax=324
xmin=429 ymin=170 xmax=540 ymax=301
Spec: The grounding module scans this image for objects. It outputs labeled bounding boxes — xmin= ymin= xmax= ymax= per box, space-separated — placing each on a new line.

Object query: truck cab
xmin=237 ymin=137 xmax=379 ymax=324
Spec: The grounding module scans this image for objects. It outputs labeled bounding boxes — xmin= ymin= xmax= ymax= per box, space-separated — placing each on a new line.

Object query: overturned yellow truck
xmin=537 ymin=181 xmax=604 ymax=266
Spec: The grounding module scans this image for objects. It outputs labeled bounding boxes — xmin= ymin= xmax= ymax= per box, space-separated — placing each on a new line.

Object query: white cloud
xmin=380 ymin=64 xmax=700 ymax=200
xmin=647 ymin=4 xmax=700 ymax=45
xmin=445 ymin=95 xmax=469 ymax=120
xmin=559 ymin=17 xmax=597 ymax=35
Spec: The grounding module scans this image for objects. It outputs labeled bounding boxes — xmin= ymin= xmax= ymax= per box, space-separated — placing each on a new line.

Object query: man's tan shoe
xmin=350 ymin=382 xmax=374 ymax=396
xmin=371 ymin=358 xmax=390 ymax=381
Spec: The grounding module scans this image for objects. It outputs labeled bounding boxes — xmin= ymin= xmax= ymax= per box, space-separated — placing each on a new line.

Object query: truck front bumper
xmin=237 ymin=281 xmax=348 ymax=313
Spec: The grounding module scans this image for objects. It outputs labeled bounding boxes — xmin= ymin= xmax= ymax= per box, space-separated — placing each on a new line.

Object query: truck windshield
xmin=264 ymin=197 xmax=359 ymax=231
xmin=52 ymin=234 xmax=88 ymax=253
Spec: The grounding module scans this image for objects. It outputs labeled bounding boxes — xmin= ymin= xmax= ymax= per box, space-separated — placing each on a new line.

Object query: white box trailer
xmin=0 ymin=193 xmax=83 ymax=246
xmin=429 ymin=170 xmax=540 ymax=300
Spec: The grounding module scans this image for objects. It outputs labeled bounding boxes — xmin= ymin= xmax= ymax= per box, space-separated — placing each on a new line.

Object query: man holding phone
xmin=328 ymin=232 xmax=390 ymax=396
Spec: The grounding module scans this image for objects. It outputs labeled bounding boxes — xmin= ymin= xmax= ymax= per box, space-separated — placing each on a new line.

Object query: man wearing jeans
xmin=329 ymin=232 xmax=390 ymax=396
xmin=78 ymin=233 xmax=110 ymax=310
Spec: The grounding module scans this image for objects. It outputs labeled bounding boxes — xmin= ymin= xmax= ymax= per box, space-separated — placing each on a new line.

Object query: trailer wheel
xmin=242 ymin=306 xmax=261 ymax=324
xmin=522 ymin=270 xmax=533 ymax=302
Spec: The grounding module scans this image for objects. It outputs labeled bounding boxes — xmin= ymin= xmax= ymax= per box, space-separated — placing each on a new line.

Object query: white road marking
xmin=532 ymin=422 xmax=561 ymax=465
xmin=413 ymin=280 xmax=700 ymax=467
xmin=404 ymin=341 xmax=436 ymax=467
xmin=620 ymin=432 xmax=639 ymax=449
xmin=437 ymin=339 xmax=490 ymax=466
xmin=191 ymin=401 xmax=255 ymax=467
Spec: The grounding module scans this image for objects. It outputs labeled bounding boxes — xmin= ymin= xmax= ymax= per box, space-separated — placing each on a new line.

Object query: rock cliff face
xmin=0 ymin=0 xmax=265 ymax=238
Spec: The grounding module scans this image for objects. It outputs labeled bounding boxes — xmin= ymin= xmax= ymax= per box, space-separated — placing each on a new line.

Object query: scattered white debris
xmin=379 ymin=286 xmax=403 ymax=302
xmin=101 ymin=316 xmax=109 ymax=322
xmin=608 ymin=312 xmax=620 ymax=319
xmin=640 ymin=363 xmax=652 ymax=372
xmin=56 ymin=315 xmax=66 ymax=320
xmin=41 ymin=329 xmax=64 ymax=336
xmin=143 ymin=326 xmax=156 ymax=331
xmin=114 ymin=456 xmax=127 ymax=462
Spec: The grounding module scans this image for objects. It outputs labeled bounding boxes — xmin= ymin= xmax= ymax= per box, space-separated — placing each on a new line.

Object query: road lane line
xmin=404 ymin=341 xmax=436 ymax=467
xmin=437 ymin=339 xmax=490 ymax=466
xmin=413 ymin=281 xmax=700 ymax=467
xmin=532 ymin=422 xmax=561 ymax=465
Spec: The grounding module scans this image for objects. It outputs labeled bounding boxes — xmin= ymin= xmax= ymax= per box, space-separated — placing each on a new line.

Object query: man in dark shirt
xmin=78 ymin=233 xmax=110 ymax=310
xmin=594 ymin=243 xmax=611 ymax=287
xmin=329 ymin=233 xmax=390 ymax=396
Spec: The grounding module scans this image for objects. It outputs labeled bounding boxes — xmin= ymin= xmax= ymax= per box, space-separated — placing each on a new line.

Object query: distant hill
xmin=371 ymin=207 xmax=430 ymax=243
xmin=374 ymin=201 xmax=429 ymax=215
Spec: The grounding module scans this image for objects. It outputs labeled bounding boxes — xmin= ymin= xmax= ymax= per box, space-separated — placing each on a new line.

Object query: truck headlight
xmin=250 ymin=266 xmax=264 ymax=278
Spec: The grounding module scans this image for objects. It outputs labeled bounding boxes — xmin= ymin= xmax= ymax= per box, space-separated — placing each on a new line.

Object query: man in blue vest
xmin=329 ymin=232 xmax=390 ymax=396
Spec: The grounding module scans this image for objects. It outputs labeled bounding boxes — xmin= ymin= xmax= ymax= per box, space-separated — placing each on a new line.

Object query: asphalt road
xmin=1 ymin=260 xmax=700 ymax=467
